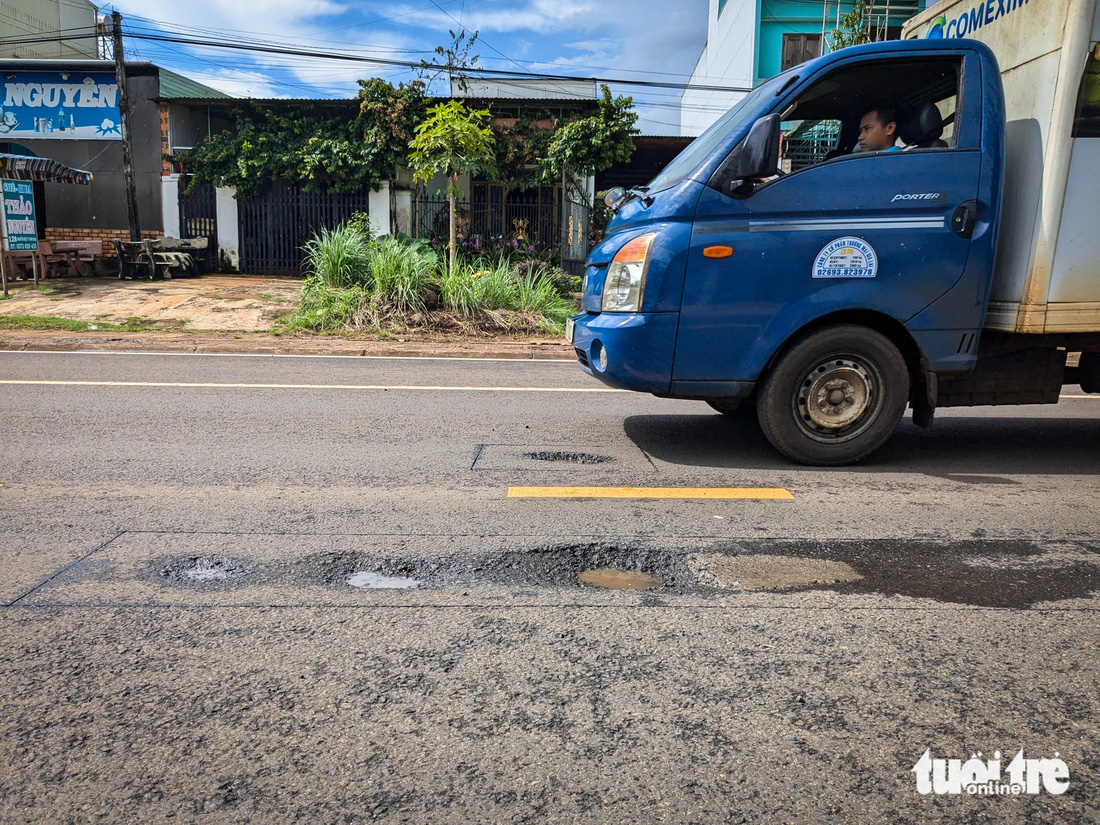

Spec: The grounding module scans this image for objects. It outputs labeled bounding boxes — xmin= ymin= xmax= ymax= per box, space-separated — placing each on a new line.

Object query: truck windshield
xmin=647 ymin=73 xmax=791 ymax=192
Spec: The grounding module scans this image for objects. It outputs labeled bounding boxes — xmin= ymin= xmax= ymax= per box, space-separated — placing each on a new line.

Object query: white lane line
xmin=1060 ymin=394 xmax=1099 ymax=399
xmin=0 ymin=350 xmax=576 ymax=363
xmin=0 ymin=379 xmax=626 ymax=393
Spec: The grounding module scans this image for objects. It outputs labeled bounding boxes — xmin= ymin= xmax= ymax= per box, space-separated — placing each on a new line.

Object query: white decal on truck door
xmin=812 ymin=237 xmax=879 ymax=279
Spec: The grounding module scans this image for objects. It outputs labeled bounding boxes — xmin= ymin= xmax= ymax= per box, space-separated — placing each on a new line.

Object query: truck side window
xmin=774 ymin=57 xmax=962 ymax=172
xmin=779 ymin=118 xmax=842 ymax=171
xmin=1072 ymin=42 xmax=1100 ymax=137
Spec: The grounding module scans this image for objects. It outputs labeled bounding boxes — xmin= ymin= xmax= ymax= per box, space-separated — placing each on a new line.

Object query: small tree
xmin=419 ymin=28 xmax=481 ymax=94
xmin=829 ymin=0 xmax=871 ymax=51
xmin=408 ymin=100 xmax=496 ymax=276
xmin=545 ymin=85 xmax=638 ymax=179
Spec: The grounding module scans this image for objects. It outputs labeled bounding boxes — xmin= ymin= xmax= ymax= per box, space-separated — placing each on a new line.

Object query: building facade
xmin=0 ymin=59 xmax=233 ymax=258
xmin=681 ymin=0 xmax=923 ymax=135
xmin=0 ymin=0 xmax=100 ymax=60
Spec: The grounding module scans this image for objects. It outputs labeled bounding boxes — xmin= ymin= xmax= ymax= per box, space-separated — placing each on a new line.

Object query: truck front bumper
xmin=568 ymin=311 xmax=678 ymax=395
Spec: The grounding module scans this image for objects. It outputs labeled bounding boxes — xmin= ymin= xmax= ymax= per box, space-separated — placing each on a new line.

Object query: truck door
xmin=673 ymin=53 xmax=984 ymax=385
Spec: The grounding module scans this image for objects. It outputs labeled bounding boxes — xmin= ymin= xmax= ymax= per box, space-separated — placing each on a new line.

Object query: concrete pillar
xmin=394 ymin=190 xmax=413 ymax=236
xmin=369 ymin=181 xmax=392 ymax=236
xmin=161 ymin=174 xmax=181 ymax=238
xmin=215 ymin=186 xmax=239 ymax=271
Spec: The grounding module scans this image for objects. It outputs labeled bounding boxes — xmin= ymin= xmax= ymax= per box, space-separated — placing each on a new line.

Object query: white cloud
xmin=180 ymin=68 xmax=293 ymax=99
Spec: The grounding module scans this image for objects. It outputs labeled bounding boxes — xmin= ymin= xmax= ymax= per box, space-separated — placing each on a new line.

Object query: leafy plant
xmin=546 ymin=85 xmax=639 ymax=177
xmin=303 ymin=225 xmax=372 ymax=289
xmin=419 ymin=28 xmax=481 ymax=94
xmin=829 ymin=0 xmax=871 ymax=50
xmin=174 ymin=80 xmax=427 ymax=198
xmin=409 ymin=100 xmax=497 ymax=279
xmin=367 ymin=234 xmax=439 ymax=314
xmin=492 ymin=113 xmax=556 ymax=194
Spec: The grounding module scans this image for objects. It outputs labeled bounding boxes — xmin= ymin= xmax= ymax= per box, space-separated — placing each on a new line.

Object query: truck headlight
xmin=602 ymin=233 xmax=655 ymax=312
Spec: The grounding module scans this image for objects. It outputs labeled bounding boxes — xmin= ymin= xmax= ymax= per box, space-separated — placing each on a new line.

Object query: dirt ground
xmin=0 ymin=274 xmax=575 ymax=359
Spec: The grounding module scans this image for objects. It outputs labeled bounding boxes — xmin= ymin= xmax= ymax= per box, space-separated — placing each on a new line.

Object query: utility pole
xmin=112 ymin=10 xmax=140 ymax=242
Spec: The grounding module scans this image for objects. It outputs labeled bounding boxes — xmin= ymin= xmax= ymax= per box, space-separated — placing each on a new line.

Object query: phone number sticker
xmin=812 ymin=237 xmax=878 ymax=279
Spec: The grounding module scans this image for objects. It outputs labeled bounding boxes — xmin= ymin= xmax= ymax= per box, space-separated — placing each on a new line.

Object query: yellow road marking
xmin=508 ymin=486 xmax=794 ymax=500
xmin=0 ymin=380 xmax=625 ymax=393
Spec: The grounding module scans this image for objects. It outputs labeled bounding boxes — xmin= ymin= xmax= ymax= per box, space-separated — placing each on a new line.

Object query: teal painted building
xmin=683 ymin=0 xmax=926 ymax=135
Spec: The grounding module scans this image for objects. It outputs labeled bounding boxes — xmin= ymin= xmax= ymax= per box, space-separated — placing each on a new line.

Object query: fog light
xmin=599 ymin=343 xmax=608 ymax=372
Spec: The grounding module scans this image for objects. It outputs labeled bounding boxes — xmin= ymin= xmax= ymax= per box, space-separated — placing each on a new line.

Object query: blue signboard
xmin=0 ymin=71 xmax=121 ymax=141
xmin=3 ymin=180 xmax=38 ymax=251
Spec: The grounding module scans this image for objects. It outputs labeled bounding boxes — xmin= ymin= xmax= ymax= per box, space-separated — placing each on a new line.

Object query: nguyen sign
xmin=0 ymin=71 xmax=121 ymax=141
xmin=2 ymin=180 xmax=38 ymax=251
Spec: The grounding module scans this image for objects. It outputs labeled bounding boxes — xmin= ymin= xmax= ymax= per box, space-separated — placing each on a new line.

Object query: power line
xmin=3 ymin=27 xmax=755 ymax=105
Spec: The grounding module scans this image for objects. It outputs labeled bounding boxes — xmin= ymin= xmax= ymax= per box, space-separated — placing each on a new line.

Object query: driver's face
xmin=858 ymin=111 xmax=897 ymax=152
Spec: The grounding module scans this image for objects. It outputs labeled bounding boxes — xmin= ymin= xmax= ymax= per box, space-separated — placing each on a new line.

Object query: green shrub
xmin=303 ymin=224 xmax=371 ymax=288
xmin=285 ymin=229 xmax=574 ymax=334
xmin=367 ymin=234 xmax=439 ymax=314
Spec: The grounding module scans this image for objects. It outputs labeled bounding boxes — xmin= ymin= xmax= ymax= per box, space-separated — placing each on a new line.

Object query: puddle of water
xmin=578 ymin=568 xmax=664 ymax=590
xmin=347 ymin=571 xmax=421 ymax=590
xmin=524 ymin=451 xmax=612 ymax=465
xmin=687 ymin=554 xmax=862 ymax=591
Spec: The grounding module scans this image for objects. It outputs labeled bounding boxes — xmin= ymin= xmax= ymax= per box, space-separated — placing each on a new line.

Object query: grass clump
xmin=0 ymin=315 xmax=166 ymax=332
xmin=282 ymin=219 xmax=576 ymax=336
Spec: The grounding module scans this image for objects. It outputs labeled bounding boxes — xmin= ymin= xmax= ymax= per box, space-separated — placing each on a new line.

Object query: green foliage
xmin=419 ymin=28 xmax=481 ymax=93
xmin=408 ymin=100 xmax=497 ymax=195
xmin=367 ymin=234 xmax=440 ymax=314
xmin=546 ymin=85 xmax=639 ymax=176
xmin=409 ymin=99 xmax=498 ymax=278
xmin=829 ymin=0 xmax=871 ymax=50
xmin=286 ymin=222 xmax=573 ymax=334
xmin=0 ymin=315 xmax=168 ymax=332
xmin=440 ymin=257 xmax=574 ymax=332
xmin=175 ymin=80 xmax=427 ymax=198
xmin=303 ymin=225 xmax=372 ymax=289
xmin=492 ymin=114 xmax=555 ymax=193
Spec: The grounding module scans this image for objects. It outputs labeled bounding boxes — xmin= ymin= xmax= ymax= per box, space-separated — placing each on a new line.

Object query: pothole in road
xmin=578 ymin=568 xmax=664 ymax=590
xmin=686 ymin=554 xmax=863 ymax=591
xmin=347 ymin=571 xmax=421 ymax=589
xmin=149 ymin=539 xmax=1099 ymax=608
xmin=314 ymin=543 xmax=690 ymax=592
xmin=523 ymin=451 xmax=613 ymax=465
xmin=158 ymin=556 xmax=252 ymax=586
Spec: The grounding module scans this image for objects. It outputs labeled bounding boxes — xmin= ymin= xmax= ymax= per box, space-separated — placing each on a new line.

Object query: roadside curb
xmin=0 ymin=329 xmax=577 ymax=360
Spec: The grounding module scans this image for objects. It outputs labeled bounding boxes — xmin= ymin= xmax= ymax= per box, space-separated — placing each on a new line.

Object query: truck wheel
xmin=757 ymin=325 xmax=909 ymax=466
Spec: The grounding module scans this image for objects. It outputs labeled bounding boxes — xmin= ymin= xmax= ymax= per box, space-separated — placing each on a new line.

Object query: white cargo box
xmin=904 ymin=0 xmax=1099 ymax=333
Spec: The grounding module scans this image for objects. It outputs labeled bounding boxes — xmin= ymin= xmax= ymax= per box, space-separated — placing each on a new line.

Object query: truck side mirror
xmin=735 ymin=114 xmax=781 ymax=180
xmin=708 ymin=114 xmax=782 ymax=197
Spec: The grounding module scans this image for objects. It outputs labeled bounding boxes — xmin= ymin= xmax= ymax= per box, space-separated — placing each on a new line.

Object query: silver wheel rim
xmin=795 ymin=356 xmax=882 ymax=442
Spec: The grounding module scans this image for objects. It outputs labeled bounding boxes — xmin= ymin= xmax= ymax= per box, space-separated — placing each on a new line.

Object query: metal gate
xmin=178 ymin=178 xmax=218 ymax=272
xmin=237 ymin=182 xmax=370 ymax=275
xmin=560 ymin=169 xmax=590 ymax=277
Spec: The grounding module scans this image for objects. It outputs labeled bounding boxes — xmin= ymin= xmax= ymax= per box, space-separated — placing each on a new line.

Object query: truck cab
xmin=569 ymin=39 xmax=1007 ymax=465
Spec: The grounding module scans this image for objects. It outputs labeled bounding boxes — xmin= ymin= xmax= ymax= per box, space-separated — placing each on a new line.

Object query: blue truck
xmin=568 ymin=3 xmax=1099 ymax=465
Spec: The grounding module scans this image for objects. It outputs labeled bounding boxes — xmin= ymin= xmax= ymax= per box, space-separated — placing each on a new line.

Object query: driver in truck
xmin=857 ymin=105 xmax=901 ymax=152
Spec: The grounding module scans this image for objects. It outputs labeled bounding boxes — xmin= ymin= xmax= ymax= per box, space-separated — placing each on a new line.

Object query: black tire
xmin=757 ymin=325 xmax=909 ymax=466
xmin=706 ymin=399 xmax=757 ymax=418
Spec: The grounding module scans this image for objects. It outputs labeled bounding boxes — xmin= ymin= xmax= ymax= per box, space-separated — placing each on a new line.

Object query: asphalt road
xmin=1 ymin=351 xmax=1097 ymax=823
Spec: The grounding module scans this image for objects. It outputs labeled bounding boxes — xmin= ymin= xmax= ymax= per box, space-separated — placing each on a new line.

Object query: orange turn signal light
xmin=614 ymin=233 xmax=656 ymax=263
xmin=703 ymin=245 xmax=733 ymax=259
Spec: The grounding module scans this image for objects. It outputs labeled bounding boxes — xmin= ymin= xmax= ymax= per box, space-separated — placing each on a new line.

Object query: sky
xmin=105 ymin=0 xmax=713 ymax=135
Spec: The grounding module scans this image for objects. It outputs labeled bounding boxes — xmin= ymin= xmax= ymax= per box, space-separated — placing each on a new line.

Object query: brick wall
xmin=44 ymin=227 xmax=163 ymax=257
xmin=159 ymin=102 xmax=172 ymax=176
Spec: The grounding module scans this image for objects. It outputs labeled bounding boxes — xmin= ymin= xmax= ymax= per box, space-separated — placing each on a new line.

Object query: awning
xmin=0 ymin=153 xmax=93 ymax=185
